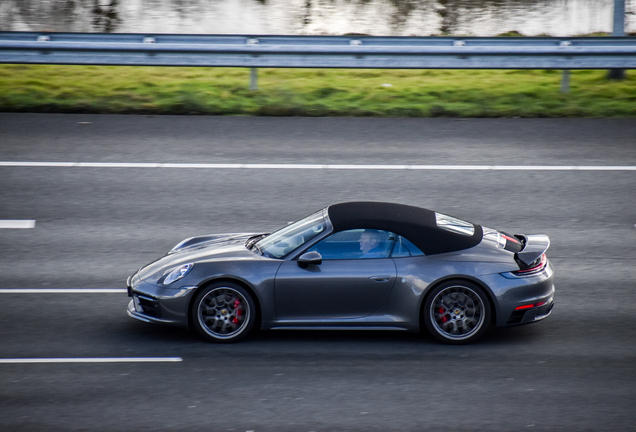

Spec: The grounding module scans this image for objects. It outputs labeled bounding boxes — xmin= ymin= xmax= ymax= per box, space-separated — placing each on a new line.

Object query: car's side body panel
xmin=273 ymin=258 xmax=397 ymax=320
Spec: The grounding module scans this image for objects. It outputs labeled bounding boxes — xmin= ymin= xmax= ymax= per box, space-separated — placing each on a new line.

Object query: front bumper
xmin=126 ymin=273 xmax=197 ymax=328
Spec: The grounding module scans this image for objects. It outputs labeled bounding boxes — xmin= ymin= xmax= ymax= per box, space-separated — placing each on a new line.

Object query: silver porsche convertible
xmin=127 ymin=202 xmax=554 ymax=344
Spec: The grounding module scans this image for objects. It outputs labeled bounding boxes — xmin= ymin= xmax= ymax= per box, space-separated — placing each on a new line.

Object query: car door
xmin=274 ymin=229 xmax=397 ymax=320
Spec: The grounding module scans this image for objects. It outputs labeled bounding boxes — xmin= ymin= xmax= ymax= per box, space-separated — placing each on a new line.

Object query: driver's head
xmin=359 ymin=230 xmax=381 ymax=253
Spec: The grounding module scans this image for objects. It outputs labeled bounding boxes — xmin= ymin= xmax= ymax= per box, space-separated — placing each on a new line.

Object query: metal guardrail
xmin=1 ymin=32 xmax=635 ymax=69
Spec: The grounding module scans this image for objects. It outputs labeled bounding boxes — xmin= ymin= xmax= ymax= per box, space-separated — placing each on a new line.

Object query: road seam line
xmin=1 ymin=162 xmax=636 ymax=171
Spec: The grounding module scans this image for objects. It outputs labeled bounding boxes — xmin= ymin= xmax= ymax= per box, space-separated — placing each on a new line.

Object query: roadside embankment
xmin=1 ymin=65 xmax=634 ymax=117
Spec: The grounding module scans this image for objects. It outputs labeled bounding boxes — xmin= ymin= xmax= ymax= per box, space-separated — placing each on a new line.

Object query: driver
xmin=359 ymin=230 xmax=386 ymax=258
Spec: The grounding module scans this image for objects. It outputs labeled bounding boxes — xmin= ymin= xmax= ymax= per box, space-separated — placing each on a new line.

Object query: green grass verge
xmin=1 ymin=65 xmax=635 ymax=117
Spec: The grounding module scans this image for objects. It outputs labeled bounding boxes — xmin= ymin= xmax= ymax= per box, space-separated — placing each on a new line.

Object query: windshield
xmin=255 ymin=210 xmax=327 ymax=258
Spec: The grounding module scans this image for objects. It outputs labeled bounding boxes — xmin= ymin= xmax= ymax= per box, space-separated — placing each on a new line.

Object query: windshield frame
xmin=254 ymin=209 xmax=330 ymax=259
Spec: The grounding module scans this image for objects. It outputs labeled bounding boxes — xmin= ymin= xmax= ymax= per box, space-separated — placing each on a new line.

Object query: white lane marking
xmin=0 ymin=289 xmax=126 ymax=294
xmin=0 ymin=357 xmax=182 ymax=364
xmin=0 ymin=220 xmax=35 ymax=229
xmin=0 ymin=161 xmax=635 ymax=171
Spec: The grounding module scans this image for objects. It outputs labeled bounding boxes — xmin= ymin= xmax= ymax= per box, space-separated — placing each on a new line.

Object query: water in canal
xmin=1 ymin=0 xmax=634 ymax=36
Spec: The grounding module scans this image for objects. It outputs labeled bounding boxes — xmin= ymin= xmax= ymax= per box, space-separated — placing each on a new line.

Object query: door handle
xmin=369 ymin=275 xmax=391 ymax=282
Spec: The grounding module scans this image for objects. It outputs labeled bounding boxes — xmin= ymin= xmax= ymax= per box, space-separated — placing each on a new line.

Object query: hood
xmin=136 ymin=232 xmax=266 ymax=283
xmin=168 ymin=232 xmax=259 ymax=255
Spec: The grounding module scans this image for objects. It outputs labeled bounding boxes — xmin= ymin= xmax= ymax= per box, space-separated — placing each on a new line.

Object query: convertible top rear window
xmin=435 ymin=213 xmax=475 ymax=236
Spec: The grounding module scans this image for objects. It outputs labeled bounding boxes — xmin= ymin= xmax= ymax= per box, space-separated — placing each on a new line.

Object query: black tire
xmin=423 ymin=280 xmax=491 ymax=345
xmin=191 ymin=282 xmax=256 ymax=343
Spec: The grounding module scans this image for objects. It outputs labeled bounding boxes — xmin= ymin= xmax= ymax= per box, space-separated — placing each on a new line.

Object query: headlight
xmin=163 ymin=263 xmax=193 ymax=285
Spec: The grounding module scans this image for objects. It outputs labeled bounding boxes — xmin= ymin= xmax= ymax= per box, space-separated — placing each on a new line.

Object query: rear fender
xmin=419 ymin=275 xmax=498 ymax=326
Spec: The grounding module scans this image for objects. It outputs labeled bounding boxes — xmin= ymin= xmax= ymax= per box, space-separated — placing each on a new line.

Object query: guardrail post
xmin=560 ymin=41 xmax=572 ymax=93
xmin=250 ymin=68 xmax=258 ymax=91
xmin=561 ymin=70 xmax=570 ymax=94
xmin=608 ymin=0 xmax=626 ymax=79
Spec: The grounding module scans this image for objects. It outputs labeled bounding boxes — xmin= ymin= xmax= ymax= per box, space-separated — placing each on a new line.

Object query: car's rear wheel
xmin=423 ymin=280 xmax=491 ymax=344
xmin=192 ymin=282 xmax=256 ymax=343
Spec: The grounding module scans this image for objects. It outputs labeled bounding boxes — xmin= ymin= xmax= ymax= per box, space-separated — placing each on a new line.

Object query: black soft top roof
xmin=327 ymin=202 xmax=483 ymax=255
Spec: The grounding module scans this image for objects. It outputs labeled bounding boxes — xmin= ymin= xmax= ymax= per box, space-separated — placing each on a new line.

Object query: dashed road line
xmin=0 ymin=220 xmax=35 ymax=229
xmin=0 ymin=357 xmax=182 ymax=364
xmin=0 ymin=289 xmax=127 ymax=294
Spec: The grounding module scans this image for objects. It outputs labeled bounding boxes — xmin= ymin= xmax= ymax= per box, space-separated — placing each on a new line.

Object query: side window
xmin=307 ymin=229 xmax=395 ymax=260
xmin=391 ymin=235 xmax=425 ymax=258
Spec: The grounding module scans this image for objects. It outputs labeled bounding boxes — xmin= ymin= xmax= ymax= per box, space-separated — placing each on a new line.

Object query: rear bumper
xmin=480 ymin=260 xmax=555 ymax=328
xmin=506 ymin=297 xmax=555 ymax=325
xmin=501 ymin=263 xmax=554 ymax=327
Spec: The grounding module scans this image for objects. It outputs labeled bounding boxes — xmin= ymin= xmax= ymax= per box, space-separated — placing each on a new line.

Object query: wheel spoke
xmin=440 ymin=297 xmax=452 ymax=308
xmin=464 ymin=307 xmax=478 ymax=317
xmin=202 ymin=305 xmax=216 ymax=315
xmin=444 ymin=321 xmax=458 ymax=334
xmin=204 ymin=315 xmax=219 ymax=326
xmin=462 ymin=318 xmax=476 ymax=329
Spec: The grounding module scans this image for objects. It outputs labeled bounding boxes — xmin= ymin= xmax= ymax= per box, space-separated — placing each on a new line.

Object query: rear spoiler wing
xmin=516 ymin=234 xmax=550 ymax=266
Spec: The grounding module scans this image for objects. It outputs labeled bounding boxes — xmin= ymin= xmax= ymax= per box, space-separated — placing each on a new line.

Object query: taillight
xmin=512 ymin=254 xmax=547 ymax=276
xmin=515 ymin=300 xmax=549 ymax=311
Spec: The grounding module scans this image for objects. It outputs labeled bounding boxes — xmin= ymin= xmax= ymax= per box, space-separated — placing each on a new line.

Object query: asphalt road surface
xmin=1 ymin=114 xmax=635 ymax=432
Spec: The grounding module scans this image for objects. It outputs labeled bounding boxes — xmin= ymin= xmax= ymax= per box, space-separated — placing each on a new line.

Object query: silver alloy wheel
xmin=197 ymin=287 xmax=251 ymax=340
xmin=429 ymin=285 xmax=486 ymax=341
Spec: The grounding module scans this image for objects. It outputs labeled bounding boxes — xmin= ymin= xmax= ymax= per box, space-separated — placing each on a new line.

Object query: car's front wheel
xmin=192 ymin=282 xmax=256 ymax=343
xmin=423 ymin=280 xmax=491 ymax=344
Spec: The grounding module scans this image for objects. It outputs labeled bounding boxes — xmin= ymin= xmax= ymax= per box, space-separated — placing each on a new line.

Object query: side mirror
xmin=297 ymin=251 xmax=322 ymax=268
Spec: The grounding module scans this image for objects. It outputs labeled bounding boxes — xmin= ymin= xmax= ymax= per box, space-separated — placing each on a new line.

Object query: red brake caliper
xmin=438 ymin=307 xmax=449 ymax=323
xmin=232 ymin=299 xmax=241 ymax=324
